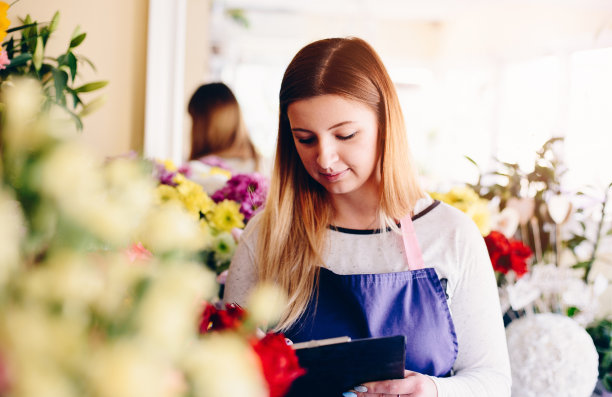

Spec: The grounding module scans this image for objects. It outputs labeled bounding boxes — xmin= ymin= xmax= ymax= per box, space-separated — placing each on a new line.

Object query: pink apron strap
xmin=400 ymin=213 xmax=424 ymax=271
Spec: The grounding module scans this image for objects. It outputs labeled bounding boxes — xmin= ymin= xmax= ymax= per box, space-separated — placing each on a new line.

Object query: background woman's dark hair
xmin=187 ymin=82 xmax=257 ymax=164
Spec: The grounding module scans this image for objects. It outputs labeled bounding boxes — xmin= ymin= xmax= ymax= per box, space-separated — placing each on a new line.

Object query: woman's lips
xmin=319 ymin=169 xmax=348 ymax=182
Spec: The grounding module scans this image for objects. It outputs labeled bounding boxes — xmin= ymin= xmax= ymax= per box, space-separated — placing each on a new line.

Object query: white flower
xmin=247 ymin=283 xmax=288 ymax=330
xmin=182 ymin=334 xmax=267 ymax=397
xmin=136 ymin=262 xmax=216 ymax=358
xmin=137 ymin=202 xmax=208 ymax=253
xmin=87 ymin=342 xmax=170 ymax=397
xmin=506 ymin=313 xmax=598 ymax=397
xmin=0 ymin=191 xmax=25 ymax=286
xmin=506 ymin=276 xmax=541 ymax=311
xmin=490 ymin=206 xmax=520 ymax=238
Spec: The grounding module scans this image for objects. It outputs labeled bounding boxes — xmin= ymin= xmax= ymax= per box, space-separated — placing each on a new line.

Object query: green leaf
xmin=6 ymin=52 xmax=32 ymax=68
xmin=52 ymin=68 xmax=68 ymax=106
xmin=572 ymin=261 xmax=592 ymax=270
xmin=464 ymin=155 xmax=480 ymax=168
xmin=566 ymin=306 xmax=579 ymax=317
xmin=6 ymin=22 xmax=38 ymax=34
xmin=602 ymin=351 xmax=612 ymax=369
xmin=69 ymin=33 xmax=87 ymax=49
xmin=71 ymin=92 xmax=82 ymax=110
xmin=604 ymin=374 xmax=612 ymax=393
xmin=58 ymin=103 xmax=83 ymax=131
xmin=67 ymin=52 xmax=77 ymax=81
xmin=78 ymin=95 xmax=107 ymax=117
xmin=70 ymin=25 xmax=82 ymax=40
xmin=49 ymin=11 xmax=60 ymax=33
xmin=77 ymin=54 xmax=97 ymax=72
xmin=33 ymin=36 xmax=44 ymax=71
xmin=73 ymin=80 xmax=108 ymax=93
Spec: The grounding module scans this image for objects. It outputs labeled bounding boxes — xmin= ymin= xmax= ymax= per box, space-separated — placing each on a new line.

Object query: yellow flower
xmin=0 ymin=2 xmax=11 ymax=43
xmin=208 ymin=200 xmax=244 ymax=233
xmin=430 ymin=186 xmax=491 ymax=236
xmin=176 ymin=178 xmax=214 ymax=216
xmin=160 ymin=159 xmax=177 ymax=172
xmin=156 ymin=184 xmax=179 ymax=204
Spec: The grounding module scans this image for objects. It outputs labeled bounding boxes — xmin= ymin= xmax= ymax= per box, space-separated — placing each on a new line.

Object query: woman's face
xmin=287 ymin=94 xmax=380 ymax=198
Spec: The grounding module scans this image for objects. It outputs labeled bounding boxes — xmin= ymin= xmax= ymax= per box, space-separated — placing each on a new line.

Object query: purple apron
xmin=285 ymin=212 xmax=458 ymax=377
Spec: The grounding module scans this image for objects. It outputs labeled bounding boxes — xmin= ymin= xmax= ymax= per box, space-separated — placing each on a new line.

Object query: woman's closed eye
xmin=337 ymin=131 xmax=357 ymax=141
xmin=297 ymin=137 xmax=316 ymax=144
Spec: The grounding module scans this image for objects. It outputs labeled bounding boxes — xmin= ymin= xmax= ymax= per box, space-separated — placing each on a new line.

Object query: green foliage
xmin=587 ymin=319 xmax=612 ymax=392
xmin=467 ymin=137 xmax=567 ymax=256
xmin=1 ymin=10 xmax=107 ymax=130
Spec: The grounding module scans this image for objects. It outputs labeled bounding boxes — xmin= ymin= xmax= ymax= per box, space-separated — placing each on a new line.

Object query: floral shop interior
xmin=1 ymin=0 xmax=612 ymax=396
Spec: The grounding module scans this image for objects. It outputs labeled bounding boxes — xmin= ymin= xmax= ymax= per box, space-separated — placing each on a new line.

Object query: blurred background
xmin=13 ymin=0 xmax=612 ymax=189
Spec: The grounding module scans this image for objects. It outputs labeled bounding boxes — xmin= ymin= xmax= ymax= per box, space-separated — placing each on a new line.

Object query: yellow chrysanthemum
xmin=160 ymin=159 xmax=177 ymax=172
xmin=208 ymin=200 xmax=244 ymax=233
xmin=0 ymin=2 xmax=11 ymax=43
xmin=156 ymin=184 xmax=179 ymax=204
xmin=430 ymin=186 xmax=491 ymax=236
xmin=176 ymin=178 xmax=214 ymax=216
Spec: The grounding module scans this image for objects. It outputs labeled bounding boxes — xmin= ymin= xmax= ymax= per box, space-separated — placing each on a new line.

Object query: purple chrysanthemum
xmin=211 ymin=173 xmax=269 ymax=221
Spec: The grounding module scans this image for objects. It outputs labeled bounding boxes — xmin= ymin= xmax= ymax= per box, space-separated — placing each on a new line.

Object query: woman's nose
xmin=316 ymin=140 xmax=339 ymax=170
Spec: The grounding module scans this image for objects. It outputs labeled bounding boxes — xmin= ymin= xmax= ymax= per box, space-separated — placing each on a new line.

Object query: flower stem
xmin=585 ymin=182 xmax=612 ymax=282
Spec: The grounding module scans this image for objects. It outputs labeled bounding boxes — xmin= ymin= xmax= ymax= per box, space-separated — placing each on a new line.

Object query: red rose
xmin=485 ymin=231 xmax=511 ymax=274
xmin=508 ymin=240 xmax=532 ymax=278
xmin=251 ymin=333 xmax=306 ymax=397
xmin=198 ymin=302 xmax=247 ymax=333
xmin=484 ymin=231 xmax=532 ymax=278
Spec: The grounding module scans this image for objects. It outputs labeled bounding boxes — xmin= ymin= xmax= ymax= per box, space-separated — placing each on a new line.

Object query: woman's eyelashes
xmin=337 ymin=131 xmax=357 ymax=141
xmin=296 ymin=132 xmax=358 ymax=145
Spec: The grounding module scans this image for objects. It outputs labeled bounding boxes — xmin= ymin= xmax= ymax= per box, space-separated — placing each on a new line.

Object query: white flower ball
xmin=505 ymin=313 xmax=599 ymax=397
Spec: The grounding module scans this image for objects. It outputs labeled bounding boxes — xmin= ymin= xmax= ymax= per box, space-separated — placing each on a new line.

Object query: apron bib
xmin=285 ymin=213 xmax=458 ymax=377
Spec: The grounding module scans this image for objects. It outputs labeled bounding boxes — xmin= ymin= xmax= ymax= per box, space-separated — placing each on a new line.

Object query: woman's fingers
xmin=349 ymin=370 xmax=437 ymax=397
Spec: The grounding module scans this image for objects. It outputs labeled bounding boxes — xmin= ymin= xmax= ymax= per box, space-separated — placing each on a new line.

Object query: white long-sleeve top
xmin=224 ymin=195 xmax=511 ymax=397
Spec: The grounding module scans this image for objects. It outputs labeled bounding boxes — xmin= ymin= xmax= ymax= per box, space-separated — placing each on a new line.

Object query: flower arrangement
xmin=436 ymin=137 xmax=612 ymax=391
xmin=505 ymin=313 xmax=599 ymax=397
xmin=153 ymin=159 xmax=253 ymax=276
xmin=199 ymin=297 xmax=305 ymax=397
xmin=0 ymin=78 xmax=300 ymax=397
xmin=152 ymin=157 xmax=269 ymax=277
xmin=0 ymin=5 xmax=107 ymax=130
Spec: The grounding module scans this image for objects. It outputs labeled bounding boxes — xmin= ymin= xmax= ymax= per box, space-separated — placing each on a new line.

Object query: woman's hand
xmin=343 ymin=370 xmax=438 ymax=397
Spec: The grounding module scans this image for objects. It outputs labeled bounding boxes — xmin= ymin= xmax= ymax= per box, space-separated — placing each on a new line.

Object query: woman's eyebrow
xmin=291 ymin=121 xmax=355 ymax=133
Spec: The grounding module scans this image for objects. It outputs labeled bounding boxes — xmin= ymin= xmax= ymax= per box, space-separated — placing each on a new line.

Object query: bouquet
xmin=0 ymin=76 xmax=298 ymax=397
xmin=153 ymin=159 xmax=269 ymax=276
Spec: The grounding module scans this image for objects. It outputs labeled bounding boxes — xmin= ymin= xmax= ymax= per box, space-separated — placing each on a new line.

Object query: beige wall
xmin=8 ymin=0 xmax=149 ymax=157
xmin=183 ymin=0 xmax=212 ymax=160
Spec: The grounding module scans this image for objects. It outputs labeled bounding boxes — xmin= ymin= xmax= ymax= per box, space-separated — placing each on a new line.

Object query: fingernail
xmin=342 ymin=393 xmax=357 ymax=397
xmin=354 ymin=385 xmax=368 ymax=392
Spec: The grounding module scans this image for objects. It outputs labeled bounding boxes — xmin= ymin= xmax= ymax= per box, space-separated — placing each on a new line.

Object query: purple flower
xmin=154 ymin=161 xmax=177 ymax=186
xmin=211 ymin=173 xmax=269 ymax=221
xmin=178 ymin=163 xmax=191 ymax=177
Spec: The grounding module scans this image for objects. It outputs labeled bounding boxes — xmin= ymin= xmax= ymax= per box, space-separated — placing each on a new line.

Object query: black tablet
xmin=286 ymin=335 xmax=406 ymax=397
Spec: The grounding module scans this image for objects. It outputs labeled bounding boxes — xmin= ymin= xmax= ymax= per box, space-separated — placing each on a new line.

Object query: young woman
xmin=224 ymin=37 xmax=511 ymax=397
xmin=187 ymin=82 xmax=263 ymax=174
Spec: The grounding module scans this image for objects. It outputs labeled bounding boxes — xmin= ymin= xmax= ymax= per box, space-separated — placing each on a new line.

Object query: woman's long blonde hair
xmin=257 ymin=37 xmax=425 ymax=331
xmin=188 ymin=82 xmax=260 ymax=169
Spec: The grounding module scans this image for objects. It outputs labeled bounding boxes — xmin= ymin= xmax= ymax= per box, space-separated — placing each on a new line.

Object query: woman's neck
xmin=330 ymin=189 xmax=380 ymax=230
